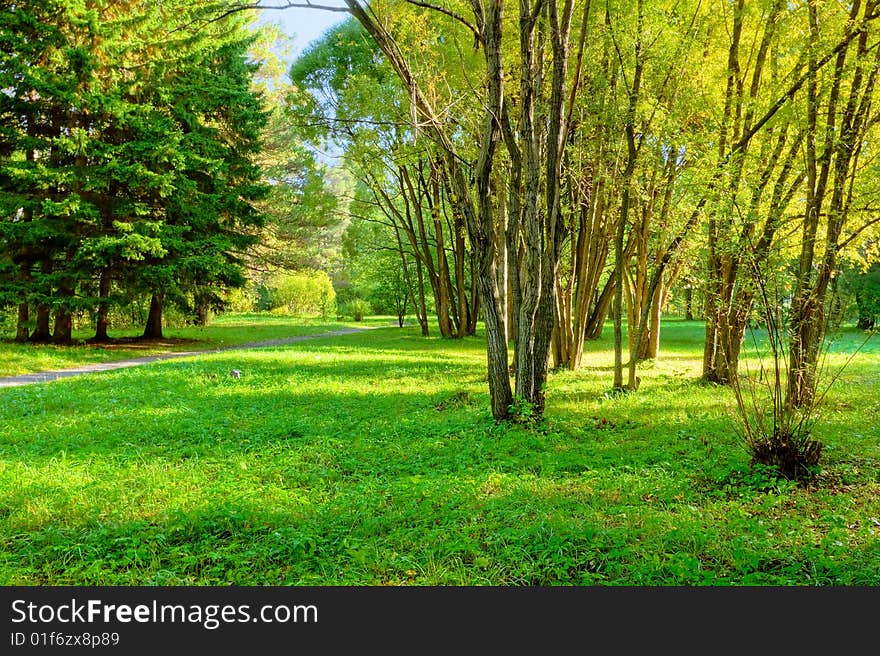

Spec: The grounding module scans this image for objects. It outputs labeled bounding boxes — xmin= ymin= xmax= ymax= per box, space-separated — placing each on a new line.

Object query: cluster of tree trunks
xmin=341 ymin=0 xmax=880 ymax=419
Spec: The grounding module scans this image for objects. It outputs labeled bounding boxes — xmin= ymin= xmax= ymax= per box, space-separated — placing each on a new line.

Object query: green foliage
xmin=838 ymin=262 xmax=880 ymax=330
xmin=266 ymin=270 xmax=336 ymax=319
xmin=507 ymin=395 xmax=542 ymax=426
xmin=339 ymin=298 xmax=372 ymax=321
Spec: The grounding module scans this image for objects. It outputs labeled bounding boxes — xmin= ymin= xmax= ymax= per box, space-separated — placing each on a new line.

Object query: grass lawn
xmin=0 ymin=313 xmax=387 ymax=377
xmin=0 ymin=317 xmax=878 ymax=585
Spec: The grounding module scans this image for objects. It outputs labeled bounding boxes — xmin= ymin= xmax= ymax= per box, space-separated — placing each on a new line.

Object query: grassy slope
xmin=0 ymin=319 xmax=878 ymax=585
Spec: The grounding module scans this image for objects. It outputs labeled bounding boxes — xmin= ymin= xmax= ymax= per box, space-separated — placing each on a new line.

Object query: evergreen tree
xmin=1 ymin=1 xmax=268 ymax=341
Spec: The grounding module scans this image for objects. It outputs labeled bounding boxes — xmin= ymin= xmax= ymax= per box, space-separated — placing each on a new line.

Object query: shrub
xmin=340 ymin=298 xmax=372 ymax=321
xmin=265 ymin=270 xmax=336 ymax=319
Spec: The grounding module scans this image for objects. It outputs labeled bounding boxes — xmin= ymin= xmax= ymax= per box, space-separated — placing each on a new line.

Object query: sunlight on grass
xmin=0 ymin=314 xmax=369 ymax=377
xmin=1 ymin=319 xmax=878 ymax=585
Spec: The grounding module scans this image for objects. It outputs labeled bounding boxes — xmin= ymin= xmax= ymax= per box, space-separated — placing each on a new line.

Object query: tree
xmin=785 ymin=0 xmax=880 ymax=409
xmin=246 ymin=23 xmax=344 ymax=287
xmin=0 ymin=0 xmax=71 ymax=342
xmin=137 ymin=28 xmax=268 ymax=337
xmin=1 ymin=1 xmax=269 ymax=343
xmin=290 ymin=19 xmax=478 ymax=339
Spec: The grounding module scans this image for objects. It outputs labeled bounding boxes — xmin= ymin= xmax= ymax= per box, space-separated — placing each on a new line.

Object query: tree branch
xmin=404 ymin=0 xmax=483 ymax=47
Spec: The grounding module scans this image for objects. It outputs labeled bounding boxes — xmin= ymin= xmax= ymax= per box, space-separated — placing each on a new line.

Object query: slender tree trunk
xmin=612 ymin=195 xmax=628 ymax=390
xmin=614 ymin=153 xmax=638 ymax=388
xmin=585 ymin=276 xmax=615 ymax=339
xmin=452 ymin=207 xmax=472 ymax=337
xmin=415 ymin=257 xmax=429 ymax=336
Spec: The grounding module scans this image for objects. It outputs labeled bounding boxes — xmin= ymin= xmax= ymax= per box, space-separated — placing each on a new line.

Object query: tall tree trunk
xmin=414 ymin=256 xmax=429 ymax=336
xmin=613 ymin=117 xmax=640 ymax=388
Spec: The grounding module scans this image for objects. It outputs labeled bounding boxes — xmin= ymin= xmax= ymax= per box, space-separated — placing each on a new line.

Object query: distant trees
xmin=290 ymin=20 xmax=478 ymax=338
xmin=0 ymin=1 xmax=268 ymax=342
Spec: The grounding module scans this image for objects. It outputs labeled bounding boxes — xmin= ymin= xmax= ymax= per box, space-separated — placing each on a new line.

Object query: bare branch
xmin=253 ymin=1 xmax=350 ymax=14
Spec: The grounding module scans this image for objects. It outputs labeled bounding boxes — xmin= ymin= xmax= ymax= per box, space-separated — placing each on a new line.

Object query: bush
xmin=340 ymin=298 xmax=372 ymax=321
xmin=265 ymin=270 xmax=337 ymax=319
xmin=224 ymin=285 xmax=262 ymax=314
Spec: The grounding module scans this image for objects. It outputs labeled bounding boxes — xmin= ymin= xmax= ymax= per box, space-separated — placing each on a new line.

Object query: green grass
xmin=0 ymin=313 xmax=385 ymax=377
xmin=0 ymin=318 xmax=878 ymax=585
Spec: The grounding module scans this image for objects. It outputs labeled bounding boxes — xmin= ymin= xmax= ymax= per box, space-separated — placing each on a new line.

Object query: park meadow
xmin=1 ymin=314 xmax=878 ymax=586
xmin=3 ymin=1 xmax=880 ymax=591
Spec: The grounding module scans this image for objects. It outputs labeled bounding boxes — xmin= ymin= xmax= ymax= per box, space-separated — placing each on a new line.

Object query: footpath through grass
xmin=0 ymin=318 xmax=878 ymax=585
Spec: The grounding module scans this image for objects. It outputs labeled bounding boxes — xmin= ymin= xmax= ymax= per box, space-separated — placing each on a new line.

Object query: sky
xmin=254 ymin=2 xmax=350 ymax=59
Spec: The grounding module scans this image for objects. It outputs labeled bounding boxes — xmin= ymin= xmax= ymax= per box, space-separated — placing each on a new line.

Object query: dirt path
xmin=0 ymin=327 xmax=371 ymax=389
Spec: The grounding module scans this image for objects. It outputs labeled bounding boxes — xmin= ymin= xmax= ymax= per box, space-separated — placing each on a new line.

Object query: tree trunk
xmin=585 ymin=276 xmax=614 ymax=339
xmin=195 ymin=304 xmax=209 ymax=326
xmin=93 ymin=268 xmax=112 ymax=341
xmin=52 ymin=311 xmax=73 ymax=345
xmin=415 ymin=256 xmax=429 ymax=336
xmin=645 ymin=282 xmax=664 ymax=359
xmin=29 ymin=258 xmax=52 ymax=343
xmin=143 ymin=293 xmax=164 ymax=339
xmin=51 ymin=277 xmax=74 ymax=345
xmin=51 ymin=268 xmax=75 ymax=344
xmin=15 ymin=302 xmax=30 ymax=343
xmin=30 ymin=305 xmax=51 ymax=343
xmin=481 ymin=274 xmax=514 ymax=420
xmin=614 ymin=168 xmax=637 ymax=390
